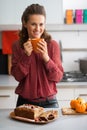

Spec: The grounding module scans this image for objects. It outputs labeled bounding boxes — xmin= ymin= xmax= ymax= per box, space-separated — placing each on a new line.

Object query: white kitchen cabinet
xmin=0 ymin=87 xmax=17 ymax=109
xmin=57 ymin=84 xmax=87 ymax=108
xmin=56 ymin=87 xmax=75 ymax=108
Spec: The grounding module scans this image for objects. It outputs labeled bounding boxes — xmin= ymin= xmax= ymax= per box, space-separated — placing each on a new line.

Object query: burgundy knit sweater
xmin=11 ymin=40 xmax=64 ymax=101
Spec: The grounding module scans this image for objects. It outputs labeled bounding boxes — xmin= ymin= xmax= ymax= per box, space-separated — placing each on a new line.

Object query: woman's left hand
xmin=37 ymin=39 xmax=50 ymax=63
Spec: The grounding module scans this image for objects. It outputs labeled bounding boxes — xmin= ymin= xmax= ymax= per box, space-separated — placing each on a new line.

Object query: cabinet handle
xmin=0 ymin=95 xmax=10 ymax=97
xmin=79 ymin=94 xmax=87 ymax=96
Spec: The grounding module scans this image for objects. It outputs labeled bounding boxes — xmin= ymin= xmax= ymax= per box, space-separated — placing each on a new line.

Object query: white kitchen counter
xmin=0 ymin=75 xmax=18 ymax=88
xmin=0 ymin=75 xmax=87 ymax=88
xmin=57 ymin=81 xmax=87 ymax=88
xmin=0 ymin=109 xmax=87 ymax=130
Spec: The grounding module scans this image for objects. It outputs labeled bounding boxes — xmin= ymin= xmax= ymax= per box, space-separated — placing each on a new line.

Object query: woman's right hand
xmin=23 ymin=40 xmax=33 ymax=56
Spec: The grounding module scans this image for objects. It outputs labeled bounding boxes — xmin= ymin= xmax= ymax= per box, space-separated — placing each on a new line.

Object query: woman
xmin=11 ymin=4 xmax=64 ymax=108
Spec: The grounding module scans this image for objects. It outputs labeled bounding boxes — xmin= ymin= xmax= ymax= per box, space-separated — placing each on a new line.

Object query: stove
xmin=61 ymin=71 xmax=87 ymax=82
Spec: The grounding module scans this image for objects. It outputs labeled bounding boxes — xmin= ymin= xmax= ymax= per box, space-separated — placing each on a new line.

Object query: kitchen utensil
xmin=30 ymin=38 xmax=43 ymax=53
xmin=62 ymin=107 xmax=87 ymax=115
xmin=75 ymin=58 xmax=87 ymax=74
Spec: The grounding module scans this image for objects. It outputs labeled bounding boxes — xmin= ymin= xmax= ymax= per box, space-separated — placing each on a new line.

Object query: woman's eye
xmin=40 ymin=23 xmax=44 ymax=27
xmin=31 ymin=23 xmax=36 ymax=26
xmin=31 ymin=23 xmax=44 ymax=27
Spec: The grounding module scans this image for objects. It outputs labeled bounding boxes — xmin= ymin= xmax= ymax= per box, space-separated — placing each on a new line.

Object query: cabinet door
xmin=75 ymin=88 xmax=87 ymax=101
xmin=56 ymin=88 xmax=74 ymax=108
xmin=0 ymin=88 xmax=16 ymax=109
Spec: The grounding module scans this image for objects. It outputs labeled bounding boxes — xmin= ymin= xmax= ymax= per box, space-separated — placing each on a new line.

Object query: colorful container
xmin=66 ymin=16 xmax=73 ymax=24
xmin=83 ymin=9 xmax=87 ymax=16
xmin=65 ymin=10 xmax=73 ymax=24
xmin=75 ymin=9 xmax=83 ymax=16
xmin=83 ymin=16 xmax=87 ymax=23
xmin=75 ymin=15 xmax=83 ymax=23
xmin=66 ymin=10 xmax=73 ymax=16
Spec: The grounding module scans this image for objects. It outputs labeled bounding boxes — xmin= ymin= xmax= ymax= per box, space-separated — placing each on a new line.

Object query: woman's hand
xmin=23 ymin=40 xmax=33 ymax=56
xmin=37 ymin=39 xmax=50 ymax=63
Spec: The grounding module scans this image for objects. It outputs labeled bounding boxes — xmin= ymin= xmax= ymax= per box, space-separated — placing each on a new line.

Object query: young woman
xmin=11 ymin=4 xmax=64 ymax=108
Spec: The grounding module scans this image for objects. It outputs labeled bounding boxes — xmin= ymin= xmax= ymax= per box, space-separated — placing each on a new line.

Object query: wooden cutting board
xmin=62 ymin=107 xmax=87 ymax=115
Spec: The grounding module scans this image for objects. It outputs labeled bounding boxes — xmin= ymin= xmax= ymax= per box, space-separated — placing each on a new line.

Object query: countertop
xmin=0 ymin=75 xmax=87 ymax=88
xmin=0 ymin=75 xmax=18 ymax=88
xmin=0 ymin=108 xmax=87 ymax=130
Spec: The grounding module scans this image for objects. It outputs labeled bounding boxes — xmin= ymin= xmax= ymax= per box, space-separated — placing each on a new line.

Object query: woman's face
xmin=24 ymin=14 xmax=45 ymax=39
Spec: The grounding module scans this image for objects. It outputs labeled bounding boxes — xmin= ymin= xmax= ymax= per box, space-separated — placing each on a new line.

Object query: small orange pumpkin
xmin=85 ymin=102 xmax=87 ymax=111
xmin=70 ymin=99 xmax=78 ymax=109
xmin=75 ymin=102 xmax=86 ymax=113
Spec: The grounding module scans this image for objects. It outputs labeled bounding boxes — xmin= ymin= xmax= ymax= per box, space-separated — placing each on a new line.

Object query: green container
xmin=83 ymin=9 xmax=87 ymax=16
xmin=83 ymin=18 xmax=87 ymax=23
xmin=83 ymin=16 xmax=87 ymax=19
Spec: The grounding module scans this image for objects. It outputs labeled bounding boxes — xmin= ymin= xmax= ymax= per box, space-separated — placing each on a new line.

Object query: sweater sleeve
xmin=11 ymin=41 xmax=31 ymax=82
xmin=44 ymin=40 xmax=64 ymax=83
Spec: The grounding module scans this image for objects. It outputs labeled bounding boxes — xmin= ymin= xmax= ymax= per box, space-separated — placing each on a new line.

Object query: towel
xmin=2 ymin=31 xmax=19 ymax=54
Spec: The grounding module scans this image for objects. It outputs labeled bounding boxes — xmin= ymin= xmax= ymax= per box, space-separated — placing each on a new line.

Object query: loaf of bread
xmin=14 ymin=104 xmax=44 ymax=120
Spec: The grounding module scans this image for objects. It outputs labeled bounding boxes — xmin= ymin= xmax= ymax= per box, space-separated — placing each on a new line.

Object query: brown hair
xmin=19 ymin=4 xmax=51 ymax=47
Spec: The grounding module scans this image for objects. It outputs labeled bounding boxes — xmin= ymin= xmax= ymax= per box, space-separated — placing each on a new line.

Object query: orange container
xmin=66 ymin=16 xmax=73 ymax=24
xmin=31 ymin=38 xmax=43 ymax=53
xmin=66 ymin=10 xmax=73 ymax=16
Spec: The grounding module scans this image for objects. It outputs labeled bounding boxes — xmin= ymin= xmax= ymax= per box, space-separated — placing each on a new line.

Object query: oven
xmin=0 ymin=49 xmax=8 ymax=74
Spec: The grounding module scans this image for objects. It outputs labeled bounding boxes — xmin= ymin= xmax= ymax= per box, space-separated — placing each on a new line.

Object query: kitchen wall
xmin=0 ymin=0 xmax=63 ymax=24
xmin=0 ymin=0 xmax=87 ymax=72
xmin=61 ymin=0 xmax=87 ymax=71
xmin=49 ymin=31 xmax=87 ymax=72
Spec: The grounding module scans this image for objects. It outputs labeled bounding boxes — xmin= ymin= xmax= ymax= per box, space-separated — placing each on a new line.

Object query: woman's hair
xmin=19 ymin=4 xmax=51 ymax=47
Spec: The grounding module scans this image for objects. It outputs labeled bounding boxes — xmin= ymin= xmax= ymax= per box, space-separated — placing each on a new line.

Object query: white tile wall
xmin=49 ymin=31 xmax=87 ymax=72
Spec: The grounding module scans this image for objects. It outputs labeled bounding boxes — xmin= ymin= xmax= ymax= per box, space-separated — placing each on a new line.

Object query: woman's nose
xmin=35 ymin=25 xmax=40 ymax=30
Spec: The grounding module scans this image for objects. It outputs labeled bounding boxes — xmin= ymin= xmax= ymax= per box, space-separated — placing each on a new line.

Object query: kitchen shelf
xmin=0 ymin=24 xmax=87 ymax=31
xmin=62 ymin=48 xmax=87 ymax=51
xmin=46 ymin=24 xmax=87 ymax=31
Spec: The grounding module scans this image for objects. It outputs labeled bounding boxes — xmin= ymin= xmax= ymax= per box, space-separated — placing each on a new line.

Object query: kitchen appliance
xmin=61 ymin=71 xmax=87 ymax=82
xmin=75 ymin=58 xmax=87 ymax=74
xmin=79 ymin=59 xmax=87 ymax=74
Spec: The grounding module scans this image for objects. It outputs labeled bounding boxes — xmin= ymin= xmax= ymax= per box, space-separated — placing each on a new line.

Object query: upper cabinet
xmin=0 ymin=0 xmax=87 ymax=31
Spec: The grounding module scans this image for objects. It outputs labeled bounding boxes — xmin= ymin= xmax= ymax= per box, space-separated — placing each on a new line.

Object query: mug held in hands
xmin=31 ymin=38 xmax=43 ymax=53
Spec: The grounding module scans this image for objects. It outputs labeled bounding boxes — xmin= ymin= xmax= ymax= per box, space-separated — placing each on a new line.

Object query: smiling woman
xmin=11 ymin=3 xmax=64 ymax=108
